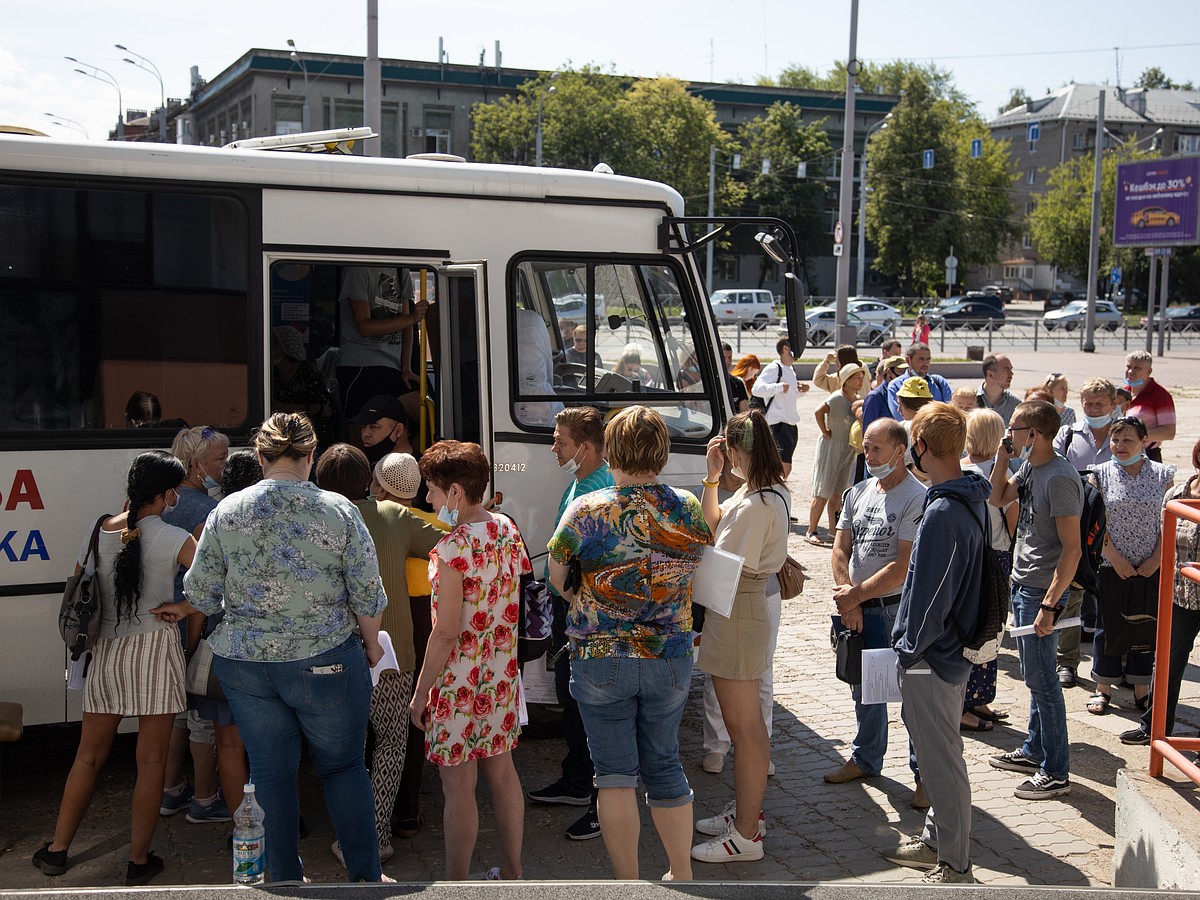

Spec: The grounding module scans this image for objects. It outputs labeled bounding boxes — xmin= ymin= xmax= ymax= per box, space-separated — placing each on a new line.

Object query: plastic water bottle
xmin=232 ymin=783 xmax=266 ymax=885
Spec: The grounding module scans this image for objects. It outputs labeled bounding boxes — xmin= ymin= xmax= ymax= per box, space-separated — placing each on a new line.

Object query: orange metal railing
xmin=1149 ymin=498 xmax=1200 ymax=783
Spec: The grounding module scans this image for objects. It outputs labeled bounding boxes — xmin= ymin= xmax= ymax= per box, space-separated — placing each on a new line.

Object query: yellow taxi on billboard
xmin=1131 ymin=206 xmax=1179 ymax=228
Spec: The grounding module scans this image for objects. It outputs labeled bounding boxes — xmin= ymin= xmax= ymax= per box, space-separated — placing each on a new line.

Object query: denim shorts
xmin=569 ymin=655 xmax=692 ymax=808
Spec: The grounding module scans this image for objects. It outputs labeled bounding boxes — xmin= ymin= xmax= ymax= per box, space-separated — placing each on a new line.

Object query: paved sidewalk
xmin=3 ymin=350 xmax=1198 ymax=888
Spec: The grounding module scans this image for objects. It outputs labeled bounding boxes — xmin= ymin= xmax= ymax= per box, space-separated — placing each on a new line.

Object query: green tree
xmin=998 ymin=87 xmax=1032 ymax=115
xmin=1028 ymin=144 xmax=1160 ymax=281
xmin=617 ymin=78 xmax=743 ymax=212
xmin=736 ymin=102 xmax=834 ymax=287
xmin=862 ymin=70 xmax=1016 ymax=295
xmin=1134 ymin=67 xmax=1194 ymax=91
xmin=470 ymin=66 xmax=627 ymax=168
xmin=768 ymin=60 xmax=965 ymax=106
xmin=471 ymin=70 xmax=742 ymax=215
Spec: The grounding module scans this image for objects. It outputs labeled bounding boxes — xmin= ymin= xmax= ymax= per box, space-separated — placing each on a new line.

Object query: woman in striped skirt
xmin=33 ymin=451 xmax=196 ymax=886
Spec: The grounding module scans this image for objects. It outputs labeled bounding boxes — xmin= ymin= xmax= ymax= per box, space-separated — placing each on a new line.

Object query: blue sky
xmin=3 ymin=0 xmax=1197 ymax=141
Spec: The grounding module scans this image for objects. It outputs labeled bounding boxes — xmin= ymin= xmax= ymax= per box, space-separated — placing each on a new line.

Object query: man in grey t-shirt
xmin=826 ymin=418 xmax=927 ymax=792
xmin=988 ymin=400 xmax=1082 ymax=801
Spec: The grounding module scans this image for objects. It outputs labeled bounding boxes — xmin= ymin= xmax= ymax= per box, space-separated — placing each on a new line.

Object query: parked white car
xmin=709 ymin=288 xmax=777 ymax=330
xmin=847 ymin=298 xmax=903 ymax=330
xmin=1042 ymin=300 xmax=1122 ymax=332
xmin=553 ymin=293 xmax=606 ymax=324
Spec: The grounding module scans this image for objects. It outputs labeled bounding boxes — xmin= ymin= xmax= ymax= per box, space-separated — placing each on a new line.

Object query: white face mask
xmin=866 ymin=447 xmax=901 ymax=480
xmin=730 ymin=465 xmax=745 ymax=479
xmin=559 ymin=446 xmax=584 ymax=477
xmin=163 ymin=490 xmax=179 ymax=514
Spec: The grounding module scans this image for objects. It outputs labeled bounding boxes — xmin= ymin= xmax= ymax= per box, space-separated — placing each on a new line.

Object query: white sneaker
xmin=691 ymin=822 xmax=765 ymax=863
xmin=695 ymin=800 xmax=767 ymax=837
xmin=702 ymin=751 xmax=725 ymax=774
xmin=767 ymin=760 xmax=776 ymax=777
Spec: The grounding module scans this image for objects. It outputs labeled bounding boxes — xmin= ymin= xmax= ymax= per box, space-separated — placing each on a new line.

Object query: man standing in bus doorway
xmin=526 ymin=407 xmax=613 ymax=841
xmin=337 ymin=267 xmax=430 ymax=436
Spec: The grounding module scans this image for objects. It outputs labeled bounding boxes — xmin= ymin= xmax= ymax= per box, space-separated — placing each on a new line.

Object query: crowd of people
xmin=32 ymin=334 xmax=1192 ymax=887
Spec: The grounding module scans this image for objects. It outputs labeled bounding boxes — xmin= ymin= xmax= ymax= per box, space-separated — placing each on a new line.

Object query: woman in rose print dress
xmin=409 ymin=440 xmax=531 ymax=881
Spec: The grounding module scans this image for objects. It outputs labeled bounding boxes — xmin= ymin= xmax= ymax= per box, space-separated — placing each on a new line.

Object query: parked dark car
xmin=1140 ymin=305 xmax=1200 ymax=332
xmin=920 ymin=293 xmax=1002 ymax=319
xmin=929 ymin=301 xmax=1006 ymax=331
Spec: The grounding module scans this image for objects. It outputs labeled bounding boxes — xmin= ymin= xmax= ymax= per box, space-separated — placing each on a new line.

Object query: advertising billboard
xmin=1114 ymin=157 xmax=1200 ymax=248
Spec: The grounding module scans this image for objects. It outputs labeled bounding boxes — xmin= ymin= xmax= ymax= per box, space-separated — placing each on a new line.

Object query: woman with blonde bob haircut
xmin=162 ymin=413 xmax=389 ymax=884
xmin=549 ymin=405 xmax=712 ymax=881
xmin=960 ymin=408 xmax=1016 ymax=730
xmin=692 ymin=410 xmax=790 ymax=864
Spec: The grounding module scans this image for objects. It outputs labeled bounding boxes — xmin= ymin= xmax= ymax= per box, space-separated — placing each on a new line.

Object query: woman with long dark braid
xmin=33 ymin=451 xmax=196 ymax=885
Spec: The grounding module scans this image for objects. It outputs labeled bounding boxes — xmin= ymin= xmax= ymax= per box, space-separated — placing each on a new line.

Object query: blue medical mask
xmin=437 ymin=503 xmax=459 ymax=528
xmin=197 ymin=462 xmax=221 ymax=493
xmin=1126 ymin=377 xmax=1145 ymax=390
xmin=1084 ymin=412 xmax=1112 ymax=429
xmin=1019 ymin=442 xmax=1034 ymax=462
xmin=1116 ymin=451 xmax=1144 ymax=467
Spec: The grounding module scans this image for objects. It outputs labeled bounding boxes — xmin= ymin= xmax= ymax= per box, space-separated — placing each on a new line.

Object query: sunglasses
xmin=1111 ymin=415 xmax=1148 ymax=438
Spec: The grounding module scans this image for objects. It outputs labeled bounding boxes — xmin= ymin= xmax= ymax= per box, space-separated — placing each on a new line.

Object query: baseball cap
xmin=349 ymin=394 xmax=409 ymax=427
xmin=897 ymin=376 xmax=933 ymax=399
xmin=376 ymin=453 xmax=421 ymax=500
xmin=879 ymin=356 xmax=908 ymax=375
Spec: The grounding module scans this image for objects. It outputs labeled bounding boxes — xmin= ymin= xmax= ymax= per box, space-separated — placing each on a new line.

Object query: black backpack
xmin=1073 ymin=470 xmax=1107 ymax=595
xmin=748 ymin=362 xmax=782 ymax=413
xmin=944 ymin=494 xmax=1009 ymax=652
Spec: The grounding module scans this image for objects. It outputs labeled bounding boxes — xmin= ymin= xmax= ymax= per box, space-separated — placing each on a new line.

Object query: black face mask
xmin=911 ymin=439 xmax=927 ymax=474
xmin=364 ymin=434 xmax=397 ymax=465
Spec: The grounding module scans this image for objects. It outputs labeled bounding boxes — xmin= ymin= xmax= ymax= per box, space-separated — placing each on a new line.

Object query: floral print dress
xmin=425 ymin=515 xmax=531 ymax=766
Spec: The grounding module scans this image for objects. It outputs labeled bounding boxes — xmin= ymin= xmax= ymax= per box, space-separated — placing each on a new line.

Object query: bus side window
xmin=509 ymin=258 xmax=717 ymax=440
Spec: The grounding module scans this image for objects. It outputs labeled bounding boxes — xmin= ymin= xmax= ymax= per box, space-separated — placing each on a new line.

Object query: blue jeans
xmin=848 ymin=602 xmax=916 ymax=777
xmin=214 ymin=635 xmax=379 ymax=883
xmin=570 ymin=655 xmax=692 ymax=808
xmin=1011 ymin=584 xmax=1070 ymax=780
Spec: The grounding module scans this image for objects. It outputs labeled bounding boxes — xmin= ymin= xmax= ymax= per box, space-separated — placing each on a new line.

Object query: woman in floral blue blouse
xmin=172 ymin=413 xmax=388 ymax=884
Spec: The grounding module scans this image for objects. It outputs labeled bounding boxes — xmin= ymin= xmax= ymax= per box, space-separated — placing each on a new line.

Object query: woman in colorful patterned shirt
xmin=549 ymin=405 xmax=713 ymax=882
xmin=408 ymin=440 xmax=531 ymax=881
xmin=178 ymin=413 xmax=388 ymax=884
xmin=1087 ymin=416 xmax=1175 ymax=716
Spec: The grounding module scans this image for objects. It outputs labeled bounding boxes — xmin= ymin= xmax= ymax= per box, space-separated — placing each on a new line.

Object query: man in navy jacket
xmin=883 ymin=402 xmax=988 ymax=884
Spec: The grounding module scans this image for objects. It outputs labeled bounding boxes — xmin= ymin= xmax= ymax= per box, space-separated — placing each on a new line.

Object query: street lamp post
xmin=44 ymin=112 xmax=89 ymax=139
xmin=65 ymin=57 xmax=123 ymax=140
xmin=287 ymin=39 xmax=310 ymax=132
xmin=856 ymin=113 xmax=892 ymax=298
xmin=116 ymin=45 xmax=167 ymax=142
xmin=833 ymin=0 xmax=861 ymax=347
xmin=535 ymin=76 xmax=558 ymax=167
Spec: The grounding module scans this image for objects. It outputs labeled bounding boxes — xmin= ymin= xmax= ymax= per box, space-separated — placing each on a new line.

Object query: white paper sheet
xmin=368 ymin=631 xmax=400 ymax=687
xmin=691 ymin=546 xmax=745 ymax=618
xmin=1008 ymin=616 xmax=1083 ymax=638
xmin=861 ymin=648 xmax=904 ymax=705
xmin=66 ymin=651 xmax=91 ymax=692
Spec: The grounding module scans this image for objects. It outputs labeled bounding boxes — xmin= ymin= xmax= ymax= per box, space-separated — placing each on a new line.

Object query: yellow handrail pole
xmin=419 ymin=269 xmax=429 ymax=451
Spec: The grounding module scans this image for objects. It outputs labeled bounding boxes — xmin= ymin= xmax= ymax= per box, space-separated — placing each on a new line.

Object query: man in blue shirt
xmin=862 ymin=356 xmax=908 ymax=436
xmin=526 ymin=407 xmax=614 ymax=841
xmin=887 ymin=343 xmax=952 ymax=420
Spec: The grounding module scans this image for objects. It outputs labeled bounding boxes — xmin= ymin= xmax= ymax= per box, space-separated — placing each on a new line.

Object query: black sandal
xmin=1135 ymin=693 xmax=1151 ymax=712
xmin=1086 ymin=691 xmax=1111 ymax=715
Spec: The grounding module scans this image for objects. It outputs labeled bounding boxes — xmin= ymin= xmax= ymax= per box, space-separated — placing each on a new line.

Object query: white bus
xmin=0 ymin=132 xmax=803 ymax=725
